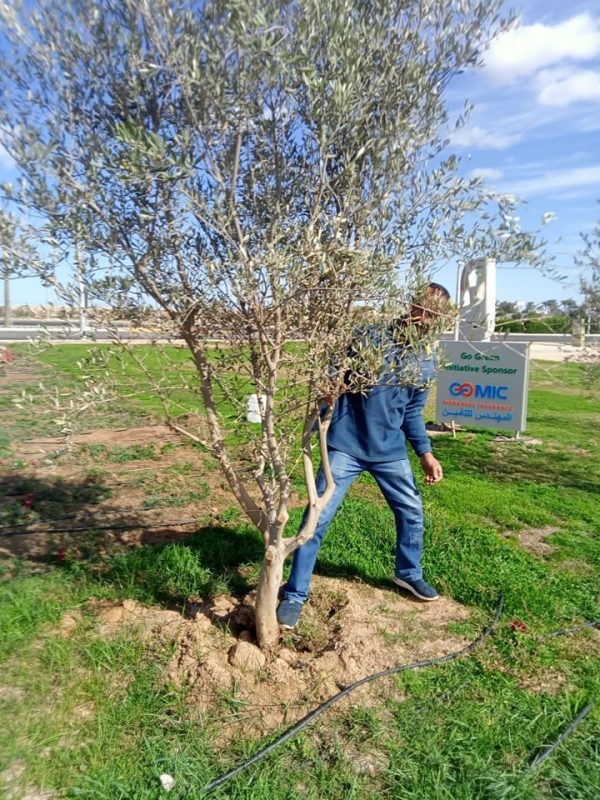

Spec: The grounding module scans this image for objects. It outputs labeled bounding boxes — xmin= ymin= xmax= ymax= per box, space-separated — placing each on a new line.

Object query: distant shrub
xmin=495 ymin=315 xmax=572 ymax=334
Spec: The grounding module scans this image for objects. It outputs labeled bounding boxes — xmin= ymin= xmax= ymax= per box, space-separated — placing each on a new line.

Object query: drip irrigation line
xmin=0 ymin=505 xmax=196 ymax=533
xmin=0 ymin=517 xmax=200 ymax=537
xmin=540 ymin=621 xmax=600 ymax=639
xmin=529 ymin=702 xmax=594 ymax=771
xmin=201 ymin=595 xmax=505 ymax=795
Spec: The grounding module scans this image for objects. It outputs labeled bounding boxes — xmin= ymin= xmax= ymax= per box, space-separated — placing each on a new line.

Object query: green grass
xmin=36 ymin=343 xmax=238 ymax=420
xmin=0 ymin=350 xmax=598 ymax=799
xmin=78 ymin=442 xmax=161 ymax=463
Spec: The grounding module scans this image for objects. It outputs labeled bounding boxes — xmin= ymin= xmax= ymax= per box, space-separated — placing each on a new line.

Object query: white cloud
xmin=451 ymin=125 xmax=523 ymax=150
xmin=541 ymin=211 xmax=558 ymax=225
xmin=485 ymin=13 xmax=600 ymax=85
xmin=469 ymin=167 xmax=503 ymax=181
xmin=535 ymin=66 xmax=600 ymax=107
xmin=500 ymin=165 xmax=600 ymax=198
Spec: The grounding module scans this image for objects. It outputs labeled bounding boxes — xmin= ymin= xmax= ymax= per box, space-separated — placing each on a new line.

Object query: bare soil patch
xmin=0 ymin=758 xmax=56 ymax=800
xmin=0 ymin=352 xmax=279 ymax=565
xmin=518 ymin=669 xmax=569 ymax=695
xmin=91 ymin=597 xmax=184 ymax=640
xmin=85 ymin=577 xmax=472 ymax=744
xmin=1 ymin=407 xmax=237 ymax=564
xmin=500 ymin=526 xmax=560 ymax=557
xmin=0 ymin=359 xmax=42 ymax=392
xmin=0 ymin=685 xmax=26 ymax=703
xmin=13 ymin=424 xmax=179 ymax=460
xmin=493 ymin=436 xmax=544 ymax=446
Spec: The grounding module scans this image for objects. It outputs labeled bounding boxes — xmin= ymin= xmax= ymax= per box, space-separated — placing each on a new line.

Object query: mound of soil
xmin=86 ymin=577 xmax=472 ymax=742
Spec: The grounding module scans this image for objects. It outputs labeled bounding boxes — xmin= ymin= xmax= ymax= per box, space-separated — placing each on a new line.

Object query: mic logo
xmin=449 ymin=382 xmax=509 ymax=400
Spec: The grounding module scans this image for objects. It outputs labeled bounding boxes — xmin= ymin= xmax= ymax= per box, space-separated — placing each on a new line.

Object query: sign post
xmin=435 ymin=341 xmax=530 ymax=433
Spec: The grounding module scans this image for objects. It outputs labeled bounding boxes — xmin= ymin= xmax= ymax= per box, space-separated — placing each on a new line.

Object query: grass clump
xmin=79 ymin=442 xmax=160 ymax=462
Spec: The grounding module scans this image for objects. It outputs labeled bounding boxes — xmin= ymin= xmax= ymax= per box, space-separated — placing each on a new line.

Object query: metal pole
xmin=3 ymin=266 xmax=11 ymax=327
xmin=75 ymin=241 xmax=86 ymax=335
xmin=454 ymin=262 xmax=462 ymax=341
xmin=483 ymin=258 xmax=496 ymax=341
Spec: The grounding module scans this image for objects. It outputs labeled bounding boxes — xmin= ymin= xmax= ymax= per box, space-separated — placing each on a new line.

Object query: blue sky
xmin=2 ymin=0 xmax=599 ymax=308
xmin=434 ymin=0 xmax=600 ymax=305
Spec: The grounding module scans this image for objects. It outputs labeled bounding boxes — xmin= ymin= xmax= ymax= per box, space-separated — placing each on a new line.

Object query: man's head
xmin=409 ymin=282 xmax=452 ymax=328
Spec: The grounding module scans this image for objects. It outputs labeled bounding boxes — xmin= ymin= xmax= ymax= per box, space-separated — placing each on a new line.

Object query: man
xmin=277 ymin=283 xmax=451 ymax=629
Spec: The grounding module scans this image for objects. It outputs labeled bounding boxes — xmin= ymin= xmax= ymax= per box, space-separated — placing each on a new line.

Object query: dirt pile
xmin=89 ymin=577 xmax=472 ymax=742
xmin=92 ymin=597 xmax=184 ymax=640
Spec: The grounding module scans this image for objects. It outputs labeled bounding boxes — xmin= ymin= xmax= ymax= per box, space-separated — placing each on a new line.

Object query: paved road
xmin=0 ymin=328 xmax=152 ymax=342
xmin=528 ymin=343 xmax=593 ymax=361
xmin=1 ymin=327 xmax=598 ymax=363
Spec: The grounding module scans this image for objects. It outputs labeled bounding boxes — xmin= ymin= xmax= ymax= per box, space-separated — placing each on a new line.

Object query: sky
xmin=434 ymin=0 xmax=600 ymax=305
xmin=2 ymin=0 xmax=600 ymax=309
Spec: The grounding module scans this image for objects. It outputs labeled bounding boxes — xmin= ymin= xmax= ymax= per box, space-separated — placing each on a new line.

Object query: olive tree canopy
xmin=0 ymin=0 xmax=541 ymax=649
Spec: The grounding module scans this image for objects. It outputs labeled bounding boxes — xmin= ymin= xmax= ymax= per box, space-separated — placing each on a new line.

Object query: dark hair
xmin=427 ymin=282 xmax=451 ymax=301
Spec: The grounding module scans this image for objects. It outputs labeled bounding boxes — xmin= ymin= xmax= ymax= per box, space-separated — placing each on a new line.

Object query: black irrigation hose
xmin=202 ymin=595 xmax=505 ymax=795
xmin=529 ymin=702 xmax=595 ymax=771
xmin=0 ymin=517 xmax=200 ymax=537
xmin=540 ymin=621 xmax=600 ymax=639
xmin=0 ymin=506 xmax=198 ymax=534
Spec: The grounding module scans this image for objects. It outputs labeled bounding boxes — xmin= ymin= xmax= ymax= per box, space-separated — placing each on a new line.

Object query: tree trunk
xmin=255 ymin=543 xmax=286 ymax=652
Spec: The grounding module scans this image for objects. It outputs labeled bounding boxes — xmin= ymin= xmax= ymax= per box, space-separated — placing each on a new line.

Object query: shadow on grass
xmin=0 ymin=472 xmax=263 ymax=592
xmin=0 ymin=473 xmax=117 ymax=563
xmin=3 ymin=480 xmax=598 ymax=631
xmin=93 ymin=524 xmax=265 ymax=606
xmin=1 ymin=473 xmax=112 ymax=527
xmin=0 ymin=472 xmax=264 ymax=604
xmin=0 ymin=474 xmax=380 ymax=609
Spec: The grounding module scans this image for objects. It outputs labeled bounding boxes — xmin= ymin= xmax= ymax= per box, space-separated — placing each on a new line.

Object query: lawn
xmin=0 ymin=346 xmax=598 ymax=799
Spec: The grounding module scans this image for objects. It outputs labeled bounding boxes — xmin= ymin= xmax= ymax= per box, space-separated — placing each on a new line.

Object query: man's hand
xmin=419 ymin=452 xmax=443 ymax=485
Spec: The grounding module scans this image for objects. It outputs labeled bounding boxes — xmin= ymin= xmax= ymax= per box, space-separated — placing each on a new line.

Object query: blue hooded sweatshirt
xmin=327 ymin=327 xmax=435 ymax=462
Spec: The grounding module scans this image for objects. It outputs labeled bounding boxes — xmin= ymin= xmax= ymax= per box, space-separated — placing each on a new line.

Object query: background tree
xmin=560 ymin=298 xmax=582 ymax=321
xmin=496 ymin=300 xmax=519 ymax=319
xmin=0 ymin=0 xmax=540 ymax=650
xmin=578 ymin=218 xmax=600 ymax=334
xmin=573 ymin=214 xmax=600 ymax=385
xmin=540 ymin=299 xmax=560 ymax=317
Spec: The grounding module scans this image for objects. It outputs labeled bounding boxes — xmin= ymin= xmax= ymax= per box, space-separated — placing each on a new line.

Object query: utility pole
xmin=454 ymin=261 xmax=462 ymax=341
xmin=1 ymin=210 xmax=16 ymax=328
xmin=75 ymin=239 xmax=87 ymax=335
xmin=3 ymin=265 xmax=11 ymax=327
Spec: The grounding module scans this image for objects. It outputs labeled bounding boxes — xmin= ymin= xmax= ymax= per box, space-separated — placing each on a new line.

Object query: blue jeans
xmin=283 ymin=448 xmax=424 ymax=604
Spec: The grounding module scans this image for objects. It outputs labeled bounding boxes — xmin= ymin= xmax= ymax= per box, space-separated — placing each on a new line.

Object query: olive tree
xmin=575 ymin=213 xmax=600 ymax=385
xmin=0 ymin=0 xmax=538 ymax=650
xmin=578 ymin=217 xmax=600 ymax=332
